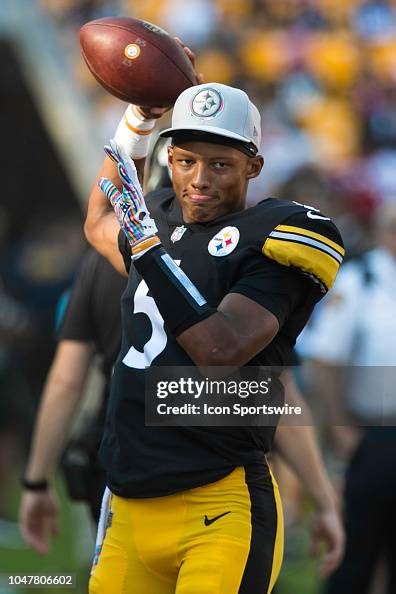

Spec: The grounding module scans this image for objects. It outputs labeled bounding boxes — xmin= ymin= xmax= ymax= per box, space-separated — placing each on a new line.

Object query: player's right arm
xmin=85 ymin=40 xmax=200 ymax=274
xmin=85 ymin=155 xmax=127 ymax=275
xmin=84 ymin=106 xmax=165 ymax=275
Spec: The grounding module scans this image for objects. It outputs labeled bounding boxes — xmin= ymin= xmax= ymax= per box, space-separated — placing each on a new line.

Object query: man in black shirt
xmin=19 ymin=250 xmax=125 ymax=552
xmin=85 ymin=80 xmax=344 ymax=594
xmin=58 ymin=249 xmax=124 ymax=381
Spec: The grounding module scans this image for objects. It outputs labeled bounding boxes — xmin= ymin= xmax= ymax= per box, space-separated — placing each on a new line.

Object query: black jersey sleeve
xmin=57 ymin=249 xmax=98 ymax=342
xmin=263 ymin=210 xmax=345 ymax=292
xmin=230 ymin=209 xmax=344 ymax=327
xmin=230 ymin=257 xmax=312 ymax=327
xmin=118 ymin=230 xmax=132 ymax=273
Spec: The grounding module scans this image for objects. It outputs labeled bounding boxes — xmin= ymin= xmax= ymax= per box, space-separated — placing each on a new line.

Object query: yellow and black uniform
xmin=91 ymin=190 xmax=343 ymax=594
xmin=90 ymin=465 xmax=283 ymax=594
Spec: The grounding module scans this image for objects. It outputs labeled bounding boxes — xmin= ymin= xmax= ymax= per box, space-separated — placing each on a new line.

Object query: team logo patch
xmin=208 ymin=226 xmax=240 ymax=257
xmin=124 ymin=44 xmax=141 ymax=60
xmin=192 ymin=88 xmax=223 ymax=118
xmin=171 ymin=225 xmax=187 ymax=243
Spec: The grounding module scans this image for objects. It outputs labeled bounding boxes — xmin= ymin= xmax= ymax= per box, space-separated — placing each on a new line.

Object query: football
xmin=80 ymin=17 xmax=197 ymax=107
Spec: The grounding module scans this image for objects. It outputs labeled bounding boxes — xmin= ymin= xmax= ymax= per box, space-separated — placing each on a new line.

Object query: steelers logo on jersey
xmin=208 ymin=226 xmax=240 ymax=257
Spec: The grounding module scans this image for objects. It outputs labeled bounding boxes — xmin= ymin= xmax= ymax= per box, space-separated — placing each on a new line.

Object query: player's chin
xmin=187 ymin=202 xmax=224 ymax=223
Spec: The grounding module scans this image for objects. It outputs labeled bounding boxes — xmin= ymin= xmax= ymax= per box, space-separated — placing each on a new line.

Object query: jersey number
xmin=122 ymin=261 xmax=181 ymax=369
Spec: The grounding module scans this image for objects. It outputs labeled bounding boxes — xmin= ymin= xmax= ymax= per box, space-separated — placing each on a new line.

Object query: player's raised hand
xmin=19 ymin=490 xmax=59 ymax=555
xmin=136 ymin=38 xmax=203 ymax=120
xmin=174 ymin=37 xmax=203 ymax=85
xmin=104 ymin=141 xmax=144 ymax=199
xmin=99 ymin=140 xmax=158 ymax=247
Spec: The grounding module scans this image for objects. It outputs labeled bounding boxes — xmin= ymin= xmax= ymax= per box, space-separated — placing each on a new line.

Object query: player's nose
xmin=190 ymin=163 xmax=210 ymax=190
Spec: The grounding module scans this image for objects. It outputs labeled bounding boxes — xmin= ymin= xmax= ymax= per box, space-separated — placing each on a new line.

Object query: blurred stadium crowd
xmin=1 ymin=0 xmax=396 ymax=593
xmin=44 ymin=0 xmax=396 ymax=256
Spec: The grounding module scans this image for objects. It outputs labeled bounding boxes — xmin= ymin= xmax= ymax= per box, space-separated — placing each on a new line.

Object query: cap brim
xmin=159 ymin=125 xmax=252 ymax=146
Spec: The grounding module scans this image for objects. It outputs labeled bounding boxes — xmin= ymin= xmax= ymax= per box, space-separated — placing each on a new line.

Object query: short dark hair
xmin=171 ymin=130 xmax=258 ymax=158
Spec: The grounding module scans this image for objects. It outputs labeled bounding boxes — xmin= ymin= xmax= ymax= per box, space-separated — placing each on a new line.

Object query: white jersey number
xmin=122 ymin=261 xmax=181 ymax=369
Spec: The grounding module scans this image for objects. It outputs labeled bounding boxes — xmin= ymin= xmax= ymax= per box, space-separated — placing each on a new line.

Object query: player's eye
xmin=212 ymin=161 xmax=228 ymax=169
xmin=178 ymin=159 xmax=194 ymax=166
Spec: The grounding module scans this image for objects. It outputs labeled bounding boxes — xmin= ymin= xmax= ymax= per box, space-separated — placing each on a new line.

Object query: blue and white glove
xmin=98 ymin=140 xmax=158 ymax=251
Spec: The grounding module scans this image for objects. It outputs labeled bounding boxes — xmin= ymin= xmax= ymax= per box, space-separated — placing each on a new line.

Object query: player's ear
xmin=246 ymin=155 xmax=264 ymax=180
xmin=168 ymin=145 xmax=174 ymax=171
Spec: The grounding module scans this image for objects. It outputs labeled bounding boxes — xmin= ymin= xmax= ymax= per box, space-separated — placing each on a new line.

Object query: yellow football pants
xmin=89 ymin=465 xmax=283 ymax=594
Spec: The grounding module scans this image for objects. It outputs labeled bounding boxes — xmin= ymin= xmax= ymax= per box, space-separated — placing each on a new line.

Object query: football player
xmin=85 ymin=81 xmax=344 ymax=594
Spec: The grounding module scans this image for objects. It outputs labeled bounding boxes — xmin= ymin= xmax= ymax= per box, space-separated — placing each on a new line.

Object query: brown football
xmin=80 ymin=17 xmax=197 ymax=106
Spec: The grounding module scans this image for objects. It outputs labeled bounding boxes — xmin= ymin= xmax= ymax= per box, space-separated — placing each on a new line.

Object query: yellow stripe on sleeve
xmin=263 ymin=237 xmax=341 ymax=289
xmin=274 ymin=225 xmax=345 ymax=257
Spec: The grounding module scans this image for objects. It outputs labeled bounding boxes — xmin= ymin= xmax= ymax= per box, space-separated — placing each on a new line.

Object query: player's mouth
xmin=188 ymin=194 xmax=217 ymax=204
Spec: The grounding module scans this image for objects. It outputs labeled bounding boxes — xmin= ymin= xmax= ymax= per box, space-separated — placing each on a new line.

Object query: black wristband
xmin=134 ymin=245 xmax=216 ymax=336
xmin=21 ymin=477 xmax=49 ymax=491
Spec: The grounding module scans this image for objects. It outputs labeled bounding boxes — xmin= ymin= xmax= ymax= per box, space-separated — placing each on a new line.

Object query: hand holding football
xmin=80 ymin=17 xmax=197 ymax=107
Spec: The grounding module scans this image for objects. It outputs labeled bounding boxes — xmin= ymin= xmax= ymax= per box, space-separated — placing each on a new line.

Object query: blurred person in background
xmin=276 ymin=165 xmax=336 ymax=216
xmin=19 ymin=248 xmax=126 ymax=554
xmin=303 ymin=201 xmax=396 ymax=593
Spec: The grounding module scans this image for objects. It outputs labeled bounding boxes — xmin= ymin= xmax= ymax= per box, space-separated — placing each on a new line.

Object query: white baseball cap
xmin=160 ymin=83 xmax=262 ymax=155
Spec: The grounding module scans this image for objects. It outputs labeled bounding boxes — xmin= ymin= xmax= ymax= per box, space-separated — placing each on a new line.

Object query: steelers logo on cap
xmin=192 ymin=88 xmax=223 ymax=118
xmin=208 ymin=226 xmax=240 ymax=257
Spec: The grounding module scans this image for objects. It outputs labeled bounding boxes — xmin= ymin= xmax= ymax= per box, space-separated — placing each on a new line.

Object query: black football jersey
xmin=101 ymin=189 xmax=344 ymax=498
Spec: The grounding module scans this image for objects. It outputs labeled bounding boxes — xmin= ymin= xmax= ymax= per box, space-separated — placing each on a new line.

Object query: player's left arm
xmin=177 ymin=210 xmax=344 ymax=365
xmin=177 ymin=293 xmax=280 ymax=366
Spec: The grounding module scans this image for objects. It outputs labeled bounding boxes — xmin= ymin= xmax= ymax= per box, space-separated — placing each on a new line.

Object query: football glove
xmin=98 ymin=140 xmax=158 ymax=247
